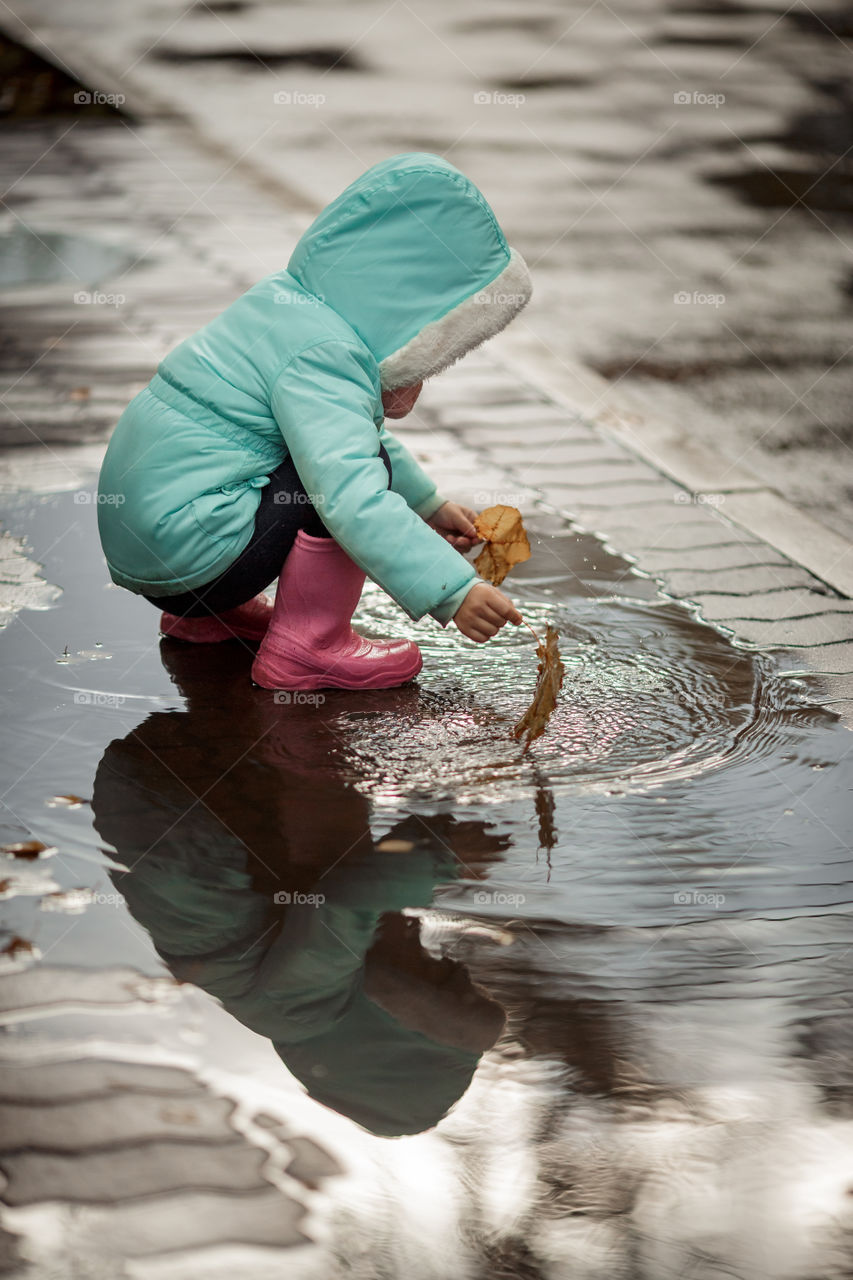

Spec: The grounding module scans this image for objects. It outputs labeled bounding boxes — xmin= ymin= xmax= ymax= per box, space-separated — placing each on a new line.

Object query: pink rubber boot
xmin=160 ymin=593 xmax=272 ymax=644
xmin=251 ymin=531 xmax=423 ymax=691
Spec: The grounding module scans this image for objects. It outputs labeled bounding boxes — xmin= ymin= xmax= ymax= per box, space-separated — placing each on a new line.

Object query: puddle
xmin=0 ymin=225 xmax=137 ymax=289
xmin=1 ymin=491 xmax=852 ymax=1273
xmin=704 ymin=19 xmax=853 ymax=215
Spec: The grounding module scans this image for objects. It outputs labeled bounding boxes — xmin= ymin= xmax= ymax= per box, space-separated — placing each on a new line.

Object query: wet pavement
xmin=6 ymin=0 xmax=853 ymax=537
xmin=1 ymin=95 xmax=852 ymax=1280
xmin=1 ymin=478 xmax=852 ymax=1277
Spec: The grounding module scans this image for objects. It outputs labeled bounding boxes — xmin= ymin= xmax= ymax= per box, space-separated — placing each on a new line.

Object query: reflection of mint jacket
xmin=97 ymin=153 xmax=532 ymax=622
xmin=93 ymin=728 xmax=479 ymax=1136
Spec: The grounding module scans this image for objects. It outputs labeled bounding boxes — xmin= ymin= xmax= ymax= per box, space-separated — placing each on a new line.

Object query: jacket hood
xmin=278 ymin=988 xmax=479 ymax=1138
xmin=287 ymin=152 xmax=532 ymax=390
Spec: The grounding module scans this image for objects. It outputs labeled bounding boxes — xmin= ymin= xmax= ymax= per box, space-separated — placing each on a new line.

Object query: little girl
xmin=97 ymin=153 xmax=531 ymax=690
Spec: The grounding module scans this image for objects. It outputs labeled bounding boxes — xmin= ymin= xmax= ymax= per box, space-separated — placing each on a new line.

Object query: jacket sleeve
xmin=377 ymin=421 xmax=443 ymax=518
xmin=269 ymin=339 xmax=476 ymax=623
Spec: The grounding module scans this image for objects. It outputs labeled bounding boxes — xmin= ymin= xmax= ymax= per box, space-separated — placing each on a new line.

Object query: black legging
xmin=145 ymin=446 xmax=392 ymax=618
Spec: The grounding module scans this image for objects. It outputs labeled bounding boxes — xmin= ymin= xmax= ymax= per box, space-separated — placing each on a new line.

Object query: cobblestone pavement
xmin=0 ymin=111 xmax=852 ymax=1274
xmin=2 ymin=116 xmax=851 ymax=712
xmin=5 ymin=0 xmax=853 ymax=539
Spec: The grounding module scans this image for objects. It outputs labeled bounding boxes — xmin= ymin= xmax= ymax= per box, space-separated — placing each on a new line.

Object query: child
xmin=97 ymin=153 xmax=531 ymax=690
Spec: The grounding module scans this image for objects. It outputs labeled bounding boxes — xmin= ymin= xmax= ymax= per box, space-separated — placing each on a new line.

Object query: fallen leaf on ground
xmin=514 ymin=624 xmax=564 ymax=753
xmin=473 ymin=505 xmax=531 ymax=586
xmin=1 ymin=936 xmax=36 ymax=961
xmin=2 ymin=840 xmax=57 ymax=860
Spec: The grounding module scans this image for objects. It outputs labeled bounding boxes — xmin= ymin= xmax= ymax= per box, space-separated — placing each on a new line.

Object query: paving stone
xmin=0 ymin=1090 xmax=237 ymax=1152
xmin=436 ymin=424 xmax=587 ymax=455
xmin=528 ymin=480 xmax=680 ymax=508
xmin=550 ymin=461 xmax=665 ymax=486
xmin=634 ymin=543 xmax=793 ymax=573
xmin=284 ymin=1135 xmax=345 ymax=1184
xmin=721 ymin=491 xmax=853 ymax=599
xmin=526 ymin=440 xmax=648 ymax=467
xmin=440 ymin=422 xmax=583 ymax=449
xmin=77 ymin=1186 xmax=308 ymax=1256
xmin=0 ymin=402 xmax=126 ymax=445
xmin=425 ymin=402 xmax=574 ymax=431
xmin=692 ymin=589 xmax=853 ymax=621
xmin=0 ymin=1058 xmax=207 ymax=1104
xmin=46 ymin=336 xmax=156 ymax=367
xmin=812 ymin=674 xmax=853 ymax=706
xmin=434 ymin=409 xmax=596 ymax=443
xmin=420 ymin=377 xmax=541 ymax=410
xmin=709 ymin=614 xmax=853 ymax=649
xmin=0 ymin=1138 xmax=269 ymax=1205
xmin=534 ymin=466 xmax=675 ymax=490
xmin=502 ymin=432 xmax=641 ymax=465
xmin=0 ymin=965 xmax=180 ymax=1018
xmin=660 ymin=565 xmax=820 ymax=598
xmin=774 ymin=644 xmax=853 ymax=675
xmin=593 ymin=521 xmax=765 ymax=553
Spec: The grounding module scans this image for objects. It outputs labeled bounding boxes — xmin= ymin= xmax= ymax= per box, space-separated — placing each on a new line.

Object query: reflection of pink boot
xmin=251 ymin=531 xmax=422 ymax=691
xmin=160 ymin=593 xmax=272 ymax=643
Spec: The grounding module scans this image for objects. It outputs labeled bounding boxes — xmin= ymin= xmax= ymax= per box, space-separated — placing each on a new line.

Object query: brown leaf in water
xmin=2 ymin=936 xmax=35 ymax=960
xmin=2 ymin=839 xmax=57 ymax=860
xmin=535 ymin=786 xmax=558 ymax=853
xmin=514 ymin=625 xmax=564 ymax=753
xmin=473 ymin=505 xmax=531 ymax=587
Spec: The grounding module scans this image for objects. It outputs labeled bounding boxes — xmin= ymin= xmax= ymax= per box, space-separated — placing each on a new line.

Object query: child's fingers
xmin=456 ymin=507 xmax=478 ymax=537
xmin=479 ymin=603 xmax=511 ymax=628
xmin=462 ymin=611 xmax=498 ymax=641
xmin=474 ymin=611 xmax=506 ymax=639
xmin=491 ymin=595 xmax=523 ymax=626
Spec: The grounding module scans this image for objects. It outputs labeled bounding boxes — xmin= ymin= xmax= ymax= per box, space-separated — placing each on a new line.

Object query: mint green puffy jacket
xmin=97 ymin=153 xmax=531 ymax=622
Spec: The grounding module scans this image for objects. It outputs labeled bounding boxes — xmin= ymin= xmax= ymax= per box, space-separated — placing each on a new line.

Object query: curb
xmin=490 ymin=330 xmax=853 ymax=602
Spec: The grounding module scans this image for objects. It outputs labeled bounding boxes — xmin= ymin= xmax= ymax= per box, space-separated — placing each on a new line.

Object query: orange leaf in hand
xmin=473 ymin=505 xmax=531 ymax=586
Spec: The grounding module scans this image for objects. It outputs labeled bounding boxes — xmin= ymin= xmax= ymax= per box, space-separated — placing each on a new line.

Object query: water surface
xmin=1 ymin=491 xmax=851 ymax=1276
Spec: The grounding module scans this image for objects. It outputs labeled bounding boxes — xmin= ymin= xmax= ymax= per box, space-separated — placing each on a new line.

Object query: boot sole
xmin=251 ymin=651 xmax=423 ymax=692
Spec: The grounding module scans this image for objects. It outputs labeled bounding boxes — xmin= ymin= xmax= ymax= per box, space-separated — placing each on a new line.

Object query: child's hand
xmin=427 ymin=501 xmax=480 ymax=551
xmin=453 ymin=583 xmax=523 ymax=643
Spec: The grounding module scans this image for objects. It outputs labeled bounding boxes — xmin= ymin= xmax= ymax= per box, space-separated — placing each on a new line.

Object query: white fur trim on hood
xmin=378 ymin=248 xmax=532 ymax=391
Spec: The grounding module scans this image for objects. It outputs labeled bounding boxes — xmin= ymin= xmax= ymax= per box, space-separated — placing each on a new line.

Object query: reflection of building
xmin=92 ymin=639 xmax=505 ymax=1136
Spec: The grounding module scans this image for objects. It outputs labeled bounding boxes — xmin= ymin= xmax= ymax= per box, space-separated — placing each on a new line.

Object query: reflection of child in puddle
xmin=91 ymin=641 xmax=507 ymax=1135
xmin=97 ymin=154 xmax=530 ymax=691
